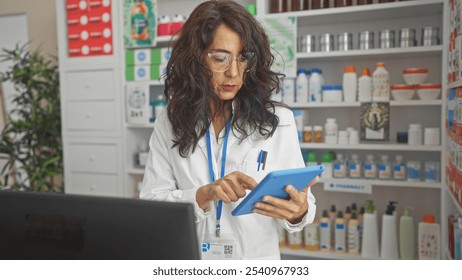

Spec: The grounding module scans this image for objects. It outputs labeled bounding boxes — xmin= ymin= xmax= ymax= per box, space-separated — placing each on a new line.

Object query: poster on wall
xmin=260 ymin=16 xmax=297 ymax=78
xmin=123 ymin=0 xmax=157 ymax=48
xmin=66 ymin=0 xmax=114 ymax=57
xmin=360 ymin=102 xmax=390 ymax=141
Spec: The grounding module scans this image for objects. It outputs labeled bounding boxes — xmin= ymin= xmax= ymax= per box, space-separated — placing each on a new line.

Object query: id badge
xmin=201 ymin=234 xmax=238 ymax=260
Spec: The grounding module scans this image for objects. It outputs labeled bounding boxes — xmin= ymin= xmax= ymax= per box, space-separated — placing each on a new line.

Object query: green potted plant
xmin=0 ymin=43 xmax=63 ymax=192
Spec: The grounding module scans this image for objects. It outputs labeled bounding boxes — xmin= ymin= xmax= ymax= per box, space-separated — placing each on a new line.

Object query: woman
xmin=140 ymin=0 xmax=317 ymax=260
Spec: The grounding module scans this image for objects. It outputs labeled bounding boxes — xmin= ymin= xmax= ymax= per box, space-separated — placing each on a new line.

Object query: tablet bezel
xmin=231 ymin=165 xmax=324 ymax=216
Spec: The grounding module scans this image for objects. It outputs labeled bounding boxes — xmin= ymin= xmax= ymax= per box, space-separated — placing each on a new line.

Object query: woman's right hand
xmin=196 ymin=171 xmax=257 ymax=211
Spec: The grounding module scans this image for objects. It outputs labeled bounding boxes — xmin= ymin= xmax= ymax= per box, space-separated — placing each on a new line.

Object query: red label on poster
xmin=66 ymin=0 xmax=113 ymax=57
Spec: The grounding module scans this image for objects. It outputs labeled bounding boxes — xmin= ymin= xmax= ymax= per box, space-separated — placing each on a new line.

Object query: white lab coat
xmin=140 ymin=105 xmax=316 ymax=259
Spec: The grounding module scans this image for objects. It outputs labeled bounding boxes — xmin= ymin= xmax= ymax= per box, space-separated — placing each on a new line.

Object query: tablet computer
xmin=231 ymin=165 xmax=324 ymax=216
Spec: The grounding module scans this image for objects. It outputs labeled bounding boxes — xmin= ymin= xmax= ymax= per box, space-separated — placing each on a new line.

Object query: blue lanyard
xmin=205 ymin=120 xmax=231 ymax=238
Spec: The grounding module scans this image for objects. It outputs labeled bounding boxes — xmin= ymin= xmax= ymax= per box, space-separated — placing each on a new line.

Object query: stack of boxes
xmin=125 ymin=47 xmax=171 ymax=81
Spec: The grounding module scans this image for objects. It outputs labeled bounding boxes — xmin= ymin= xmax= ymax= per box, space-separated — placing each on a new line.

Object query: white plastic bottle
xmin=393 ymin=155 xmax=407 ymax=180
xmin=333 ymin=153 xmax=347 ymax=178
xmin=380 ymin=203 xmax=399 ymax=259
xmin=361 ymin=200 xmax=380 ymax=258
xmin=282 ymin=77 xmax=295 ymax=104
xmin=363 ymin=154 xmax=377 ymax=179
xmin=334 ymin=210 xmax=346 ymax=254
xmin=399 ymin=207 xmax=415 ymax=260
xmin=309 ymin=68 xmax=323 ymax=102
xmin=319 ymin=210 xmax=331 ymax=252
xmin=295 ymin=68 xmax=309 ymax=103
xmin=324 ymin=118 xmax=338 ymax=144
xmin=321 ymin=151 xmax=333 ymax=178
xmin=342 ymin=65 xmax=357 ymax=102
xmin=358 ymin=67 xmax=372 ymax=102
xmin=348 ymin=154 xmax=362 ymax=178
xmin=418 ymin=214 xmax=440 ymax=259
xmin=372 ymin=62 xmax=390 ymax=101
xmin=378 ymin=155 xmax=392 ymax=180
xmin=348 ymin=211 xmax=360 ymax=256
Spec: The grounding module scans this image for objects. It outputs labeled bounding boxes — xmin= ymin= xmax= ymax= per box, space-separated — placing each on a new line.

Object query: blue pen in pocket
xmin=257 ymin=150 xmax=268 ymax=171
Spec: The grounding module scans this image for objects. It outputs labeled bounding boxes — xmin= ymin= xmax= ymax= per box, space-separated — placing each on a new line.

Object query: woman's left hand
xmin=253 ymin=176 xmax=319 ymax=224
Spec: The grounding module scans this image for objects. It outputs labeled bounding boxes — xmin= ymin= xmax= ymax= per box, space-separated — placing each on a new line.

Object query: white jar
xmin=424 ymin=127 xmax=440 ymax=146
xmin=322 ymin=85 xmax=343 ymax=102
xmin=324 ymin=118 xmax=338 ymax=144
xmin=338 ymin=130 xmax=348 ymax=145
xmin=349 ymin=129 xmax=360 ymax=145
xmin=408 ymin=124 xmax=423 ymax=145
xmin=343 ymin=65 xmax=357 ymax=102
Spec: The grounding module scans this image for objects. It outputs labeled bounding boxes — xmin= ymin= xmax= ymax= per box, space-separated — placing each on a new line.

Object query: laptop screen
xmin=0 ymin=191 xmax=200 ymax=260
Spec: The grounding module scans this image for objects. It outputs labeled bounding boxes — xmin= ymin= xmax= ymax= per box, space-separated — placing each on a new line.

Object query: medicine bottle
xmin=295 ymin=68 xmax=309 ymax=103
xmin=358 ymin=67 xmax=372 ymax=102
xmin=309 ymin=68 xmax=323 ymax=102
xmin=313 ymin=125 xmax=324 ymax=143
xmin=333 ymin=153 xmax=347 ymax=178
xmin=348 ymin=154 xmax=362 ymax=178
xmin=378 ymin=155 xmax=392 ymax=180
xmin=424 ymin=127 xmax=440 ymax=146
xmin=303 ymin=126 xmax=313 ymax=142
xmin=372 ymin=62 xmax=390 ymax=101
xmin=324 ymin=118 xmax=338 ymax=144
xmin=392 ymin=155 xmax=406 ymax=180
xmin=343 ymin=65 xmax=357 ymax=102
xmin=408 ymin=124 xmax=423 ymax=145
xmin=363 ymin=154 xmax=377 ymax=179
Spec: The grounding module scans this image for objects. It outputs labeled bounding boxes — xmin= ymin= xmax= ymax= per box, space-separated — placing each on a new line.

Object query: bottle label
xmin=349 ymin=163 xmax=361 ymax=177
xmin=333 ymin=163 xmax=346 ymax=177
xmin=378 ymin=164 xmax=391 ymax=179
xmin=393 ymin=165 xmax=406 ymax=180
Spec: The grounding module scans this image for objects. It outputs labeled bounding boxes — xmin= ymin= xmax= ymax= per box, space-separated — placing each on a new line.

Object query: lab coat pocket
xmin=241 ymin=148 xmax=274 ymax=184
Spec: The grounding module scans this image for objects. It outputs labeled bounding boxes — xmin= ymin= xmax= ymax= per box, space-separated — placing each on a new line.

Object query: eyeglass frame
xmin=206 ymin=51 xmax=255 ymax=73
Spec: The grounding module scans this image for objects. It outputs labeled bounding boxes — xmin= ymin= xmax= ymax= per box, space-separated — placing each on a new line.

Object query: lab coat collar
xmin=197 ymin=99 xmax=242 ymax=160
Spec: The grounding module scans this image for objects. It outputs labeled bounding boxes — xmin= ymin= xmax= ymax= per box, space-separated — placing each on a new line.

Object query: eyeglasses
xmin=207 ymin=51 xmax=254 ymax=72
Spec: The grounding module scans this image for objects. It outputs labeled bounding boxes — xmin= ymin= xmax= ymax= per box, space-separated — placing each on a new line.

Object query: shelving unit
xmin=255 ymin=0 xmax=447 ymax=260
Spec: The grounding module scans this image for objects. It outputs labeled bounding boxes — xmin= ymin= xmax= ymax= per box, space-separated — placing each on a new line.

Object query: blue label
xmin=335 ymin=224 xmax=345 ymax=230
xmin=137 ymin=52 xmax=146 ymax=62
xmin=320 ymin=222 xmax=329 ymax=228
xmin=137 ymin=67 xmax=146 ymax=78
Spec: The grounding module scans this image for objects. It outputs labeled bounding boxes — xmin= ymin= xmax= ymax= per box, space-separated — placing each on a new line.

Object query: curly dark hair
xmin=164 ymin=0 xmax=284 ymax=157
